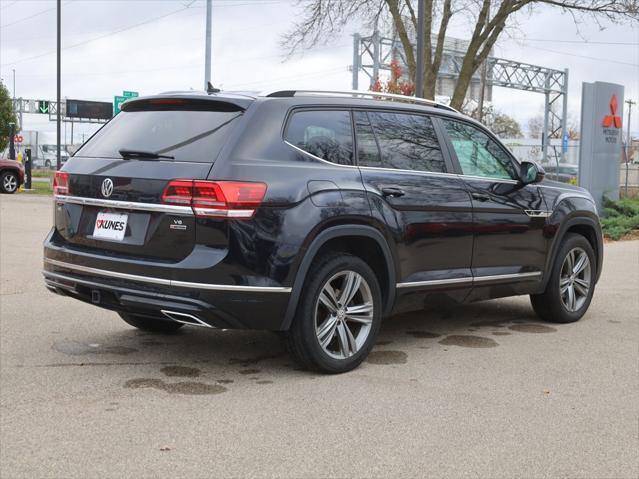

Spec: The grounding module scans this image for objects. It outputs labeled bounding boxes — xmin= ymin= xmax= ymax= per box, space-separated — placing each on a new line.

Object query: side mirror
xmin=520 ymin=160 xmax=545 ymax=184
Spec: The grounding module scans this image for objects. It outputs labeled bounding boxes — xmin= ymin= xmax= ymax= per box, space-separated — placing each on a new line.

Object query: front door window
xmin=441 ymin=119 xmax=518 ymax=180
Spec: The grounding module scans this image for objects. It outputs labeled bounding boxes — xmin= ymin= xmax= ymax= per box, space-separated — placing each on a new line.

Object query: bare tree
xmin=283 ymin=0 xmax=638 ymax=110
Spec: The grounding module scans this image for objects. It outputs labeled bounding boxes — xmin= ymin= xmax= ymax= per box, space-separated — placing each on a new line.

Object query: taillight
xmin=53 ymin=171 xmax=69 ymax=196
xmin=161 ymin=180 xmax=267 ymax=219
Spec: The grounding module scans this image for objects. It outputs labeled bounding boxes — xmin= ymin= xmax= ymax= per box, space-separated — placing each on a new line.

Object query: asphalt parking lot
xmin=1 ymin=193 xmax=638 ymax=478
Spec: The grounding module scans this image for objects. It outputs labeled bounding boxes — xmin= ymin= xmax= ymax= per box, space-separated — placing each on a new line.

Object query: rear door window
xmin=284 ymin=110 xmax=354 ymax=165
xmin=361 ymin=111 xmax=446 ymax=173
xmin=76 ymin=103 xmax=243 ymax=163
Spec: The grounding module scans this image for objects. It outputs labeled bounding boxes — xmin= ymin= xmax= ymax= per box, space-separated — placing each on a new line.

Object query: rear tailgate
xmin=53 ymin=96 xmax=247 ymax=262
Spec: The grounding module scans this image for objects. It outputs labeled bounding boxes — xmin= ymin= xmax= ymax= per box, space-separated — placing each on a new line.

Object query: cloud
xmin=1 ymin=0 xmax=637 ymax=139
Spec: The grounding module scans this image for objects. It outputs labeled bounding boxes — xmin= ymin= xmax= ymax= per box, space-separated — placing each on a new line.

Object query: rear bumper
xmin=43 ymin=233 xmax=292 ymax=330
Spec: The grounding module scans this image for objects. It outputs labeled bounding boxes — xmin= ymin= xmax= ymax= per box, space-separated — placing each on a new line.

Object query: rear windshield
xmin=75 ymin=108 xmax=242 ymax=163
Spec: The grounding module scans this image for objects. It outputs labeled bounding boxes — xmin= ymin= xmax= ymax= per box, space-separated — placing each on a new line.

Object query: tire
xmin=118 ymin=312 xmax=184 ymax=333
xmin=0 ymin=171 xmax=19 ymax=194
xmin=286 ymin=253 xmax=383 ymax=374
xmin=530 ymin=233 xmax=596 ymax=323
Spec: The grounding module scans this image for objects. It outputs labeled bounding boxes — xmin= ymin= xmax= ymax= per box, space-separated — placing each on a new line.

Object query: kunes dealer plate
xmin=93 ymin=212 xmax=128 ymax=241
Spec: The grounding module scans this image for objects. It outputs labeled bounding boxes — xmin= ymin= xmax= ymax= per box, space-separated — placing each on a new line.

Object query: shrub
xmin=601 ymin=197 xmax=639 ymax=240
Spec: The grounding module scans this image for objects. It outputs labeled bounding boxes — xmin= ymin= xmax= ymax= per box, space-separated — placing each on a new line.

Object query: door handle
xmin=471 ymin=192 xmax=490 ymax=202
xmin=381 ymin=187 xmax=405 ymax=198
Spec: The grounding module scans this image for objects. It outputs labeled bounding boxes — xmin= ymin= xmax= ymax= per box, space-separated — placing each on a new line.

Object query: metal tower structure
xmin=351 ymin=32 xmax=569 ymax=166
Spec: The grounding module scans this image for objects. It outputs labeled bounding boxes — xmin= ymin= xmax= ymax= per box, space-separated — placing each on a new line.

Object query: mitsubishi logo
xmin=602 ymin=94 xmax=622 ymax=128
xmin=101 ymin=178 xmax=114 ymax=198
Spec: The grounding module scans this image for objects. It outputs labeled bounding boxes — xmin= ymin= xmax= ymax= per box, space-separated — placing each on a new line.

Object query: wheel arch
xmin=541 ymin=212 xmax=603 ymax=291
xmin=281 ymin=225 xmax=397 ymax=330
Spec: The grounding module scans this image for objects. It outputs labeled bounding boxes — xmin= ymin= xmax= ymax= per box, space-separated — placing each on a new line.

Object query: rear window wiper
xmin=118 ymin=149 xmax=175 ymax=160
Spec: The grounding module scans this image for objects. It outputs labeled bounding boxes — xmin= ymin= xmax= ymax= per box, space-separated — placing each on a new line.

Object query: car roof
xmin=123 ymin=89 xmax=467 ymax=120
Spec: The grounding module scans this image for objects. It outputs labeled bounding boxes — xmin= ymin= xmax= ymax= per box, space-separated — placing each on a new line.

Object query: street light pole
xmin=56 ymin=0 xmax=62 ymax=171
xmin=415 ymin=0 xmax=425 ymax=98
xmin=204 ymin=0 xmax=212 ymax=89
xmin=625 ymin=99 xmax=636 ymax=195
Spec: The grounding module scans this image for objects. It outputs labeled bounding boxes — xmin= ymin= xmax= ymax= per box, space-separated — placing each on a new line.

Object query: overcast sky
xmin=1 ymin=0 xmax=638 ymax=142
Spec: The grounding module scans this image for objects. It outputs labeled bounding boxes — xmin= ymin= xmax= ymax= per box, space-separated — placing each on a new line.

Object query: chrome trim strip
xmin=359 ymin=165 xmax=459 ymax=179
xmin=472 ymin=271 xmax=542 ymax=282
xmin=397 ymin=271 xmax=541 ymax=289
xmin=192 ymin=207 xmax=254 ymax=218
xmin=54 ymin=195 xmax=194 ymax=215
xmin=396 ymin=277 xmax=473 ymax=288
xmin=161 ymin=310 xmax=214 ymax=328
xmin=524 ymin=210 xmax=552 ymax=218
xmin=284 ymin=141 xmax=359 ymax=169
xmin=43 ymin=258 xmax=292 ymax=293
xmin=459 ymin=174 xmax=519 ymax=184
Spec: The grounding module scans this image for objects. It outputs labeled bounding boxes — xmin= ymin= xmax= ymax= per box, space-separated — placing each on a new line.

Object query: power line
xmin=520 ymin=45 xmax=639 ymax=67
xmin=1 ymin=2 xmax=68 ymax=28
xmin=2 ymin=4 xmax=199 ymax=67
xmin=0 ymin=1 xmax=20 ymax=11
xmin=524 ymin=38 xmax=639 ymax=46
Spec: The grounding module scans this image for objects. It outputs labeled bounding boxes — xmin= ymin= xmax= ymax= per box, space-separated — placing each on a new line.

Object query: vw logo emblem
xmin=101 ymin=178 xmax=114 ymax=198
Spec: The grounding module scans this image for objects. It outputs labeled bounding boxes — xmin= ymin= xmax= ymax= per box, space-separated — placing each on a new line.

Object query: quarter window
xmin=442 ymin=119 xmax=518 ymax=180
xmin=285 ymin=110 xmax=354 ymax=165
xmin=363 ymin=111 xmax=446 ymax=173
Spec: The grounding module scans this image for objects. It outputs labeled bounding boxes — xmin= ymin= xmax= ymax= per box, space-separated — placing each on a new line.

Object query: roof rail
xmin=262 ymin=89 xmax=459 ymax=113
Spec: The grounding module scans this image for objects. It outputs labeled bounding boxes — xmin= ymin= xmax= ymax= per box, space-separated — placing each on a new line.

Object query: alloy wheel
xmin=559 ymin=247 xmax=591 ymax=312
xmin=314 ymin=270 xmax=374 ymax=360
xmin=3 ymin=174 xmax=17 ymax=193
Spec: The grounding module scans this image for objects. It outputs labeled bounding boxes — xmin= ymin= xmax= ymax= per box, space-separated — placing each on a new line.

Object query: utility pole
xmin=204 ymin=0 xmax=212 ymax=89
xmin=12 ymin=69 xmax=15 ymax=100
xmin=56 ymin=0 xmax=62 ymax=170
xmin=477 ymin=3 xmax=490 ymax=121
xmin=625 ymin=99 xmax=636 ymax=195
xmin=415 ymin=0 xmax=425 ymax=98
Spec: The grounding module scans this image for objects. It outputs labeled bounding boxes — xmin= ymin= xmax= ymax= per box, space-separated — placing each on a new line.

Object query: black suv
xmin=44 ymin=89 xmax=603 ymax=373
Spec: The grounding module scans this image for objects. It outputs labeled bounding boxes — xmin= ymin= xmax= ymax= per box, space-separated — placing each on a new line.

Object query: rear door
xmin=437 ymin=117 xmax=548 ymax=284
xmin=355 ymin=109 xmax=474 ymax=300
xmin=55 ymin=98 xmax=246 ymax=261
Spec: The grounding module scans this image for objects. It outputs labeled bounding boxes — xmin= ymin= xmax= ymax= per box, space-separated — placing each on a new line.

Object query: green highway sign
xmin=113 ymin=95 xmax=128 ymax=115
xmin=114 ymin=91 xmax=139 ymax=114
xmin=38 ymin=100 xmax=49 ymax=114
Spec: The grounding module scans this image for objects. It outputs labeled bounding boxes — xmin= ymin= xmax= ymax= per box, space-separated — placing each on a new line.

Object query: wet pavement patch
xmin=406 ymin=331 xmax=441 ymax=339
xmin=228 ymin=352 xmax=286 ymax=367
xmin=492 ymin=331 xmax=511 ymax=336
xmin=470 ymin=320 xmax=509 ymax=328
xmin=53 ymin=340 xmax=137 ymax=356
xmin=508 ymin=324 xmax=557 ymax=333
xmin=366 ymin=350 xmax=408 ymax=365
xmin=256 ymin=380 xmax=273 ymax=384
xmin=160 ymin=366 xmax=201 ymax=378
xmin=239 ymin=368 xmax=261 ymax=375
xmin=608 ymin=320 xmax=621 ymax=324
xmin=217 ymin=379 xmax=234 ymax=384
xmin=124 ymin=378 xmax=227 ymax=395
xmin=375 ymin=340 xmax=393 ymax=346
xmin=438 ymin=335 xmax=498 ymax=348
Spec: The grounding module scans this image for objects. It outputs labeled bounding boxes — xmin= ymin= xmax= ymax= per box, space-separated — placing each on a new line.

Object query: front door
xmin=354 ymin=110 xmax=474 ymax=307
xmin=437 ymin=117 xmax=549 ymax=296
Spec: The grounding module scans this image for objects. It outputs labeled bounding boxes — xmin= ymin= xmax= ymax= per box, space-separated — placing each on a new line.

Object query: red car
xmin=0 ymin=158 xmax=25 ymax=194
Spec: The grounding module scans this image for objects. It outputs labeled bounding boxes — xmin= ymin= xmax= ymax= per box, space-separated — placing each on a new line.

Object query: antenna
xmin=207 ymin=82 xmax=220 ymax=94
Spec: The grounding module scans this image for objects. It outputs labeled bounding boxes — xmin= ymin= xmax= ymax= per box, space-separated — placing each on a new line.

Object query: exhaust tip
xmin=160 ymin=310 xmax=214 ymax=328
